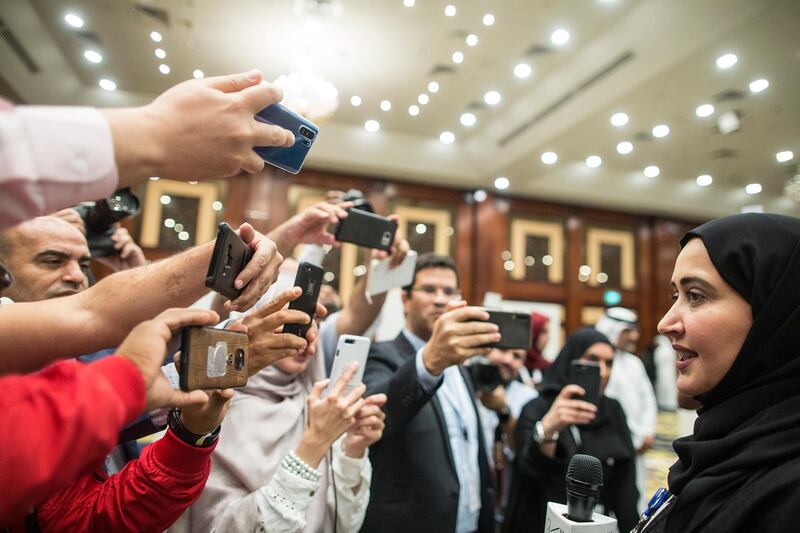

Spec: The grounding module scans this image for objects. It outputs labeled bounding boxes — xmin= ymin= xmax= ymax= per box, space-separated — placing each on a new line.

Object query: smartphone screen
xmin=569 ymin=360 xmax=601 ymax=409
xmin=283 ymin=262 xmax=325 ymax=337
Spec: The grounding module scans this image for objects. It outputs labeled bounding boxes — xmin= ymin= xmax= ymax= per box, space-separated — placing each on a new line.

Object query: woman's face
xmin=657 ymin=238 xmax=752 ymax=398
xmin=579 ymin=342 xmax=615 ymax=395
xmin=273 ymin=351 xmax=313 ymax=375
xmin=536 ymin=321 xmax=550 ymax=351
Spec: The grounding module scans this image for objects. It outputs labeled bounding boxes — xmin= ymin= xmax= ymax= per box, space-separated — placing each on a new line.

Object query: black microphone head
xmin=567 ymin=454 xmax=603 ymax=486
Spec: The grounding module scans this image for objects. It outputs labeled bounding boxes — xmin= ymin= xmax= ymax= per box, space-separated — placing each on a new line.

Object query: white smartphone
xmin=366 ymin=250 xmax=418 ymax=298
xmin=325 ymin=334 xmax=371 ymax=397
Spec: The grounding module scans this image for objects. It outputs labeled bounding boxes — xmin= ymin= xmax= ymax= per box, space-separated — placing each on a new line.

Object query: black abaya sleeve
xmin=513 ymin=397 xmax=569 ymax=481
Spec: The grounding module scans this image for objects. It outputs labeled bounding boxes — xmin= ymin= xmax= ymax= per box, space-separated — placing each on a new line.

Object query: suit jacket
xmin=360 ymin=333 xmax=495 ymax=533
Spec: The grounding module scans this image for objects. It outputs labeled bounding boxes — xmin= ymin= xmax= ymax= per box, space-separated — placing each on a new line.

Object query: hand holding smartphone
xmin=283 ymin=262 xmax=325 ymax=337
xmin=179 ymin=326 xmax=249 ymax=391
xmin=325 ymin=335 xmax=371 ymax=397
xmin=254 ymin=103 xmax=319 ymax=174
xmin=205 ymin=223 xmax=254 ymax=299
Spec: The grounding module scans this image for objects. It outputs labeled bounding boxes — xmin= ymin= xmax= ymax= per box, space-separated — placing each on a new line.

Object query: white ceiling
xmin=1 ymin=0 xmax=799 ymax=219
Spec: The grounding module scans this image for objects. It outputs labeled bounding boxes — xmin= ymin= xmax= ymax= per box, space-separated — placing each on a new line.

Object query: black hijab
xmin=540 ymin=328 xmax=616 ymax=428
xmin=667 ymin=213 xmax=800 ymax=532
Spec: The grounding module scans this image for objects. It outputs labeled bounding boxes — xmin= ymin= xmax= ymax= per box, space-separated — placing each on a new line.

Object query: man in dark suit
xmin=361 ymin=253 xmax=500 ymax=533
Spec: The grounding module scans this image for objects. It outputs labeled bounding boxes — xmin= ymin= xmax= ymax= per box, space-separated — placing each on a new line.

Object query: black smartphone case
xmin=569 ymin=361 xmax=601 ymax=408
xmin=283 ymin=262 xmax=325 ymax=337
xmin=485 ymin=311 xmax=532 ymax=350
xmin=334 ymin=208 xmax=397 ymax=252
xmin=205 ymin=223 xmax=254 ymax=299
xmin=179 ymin=326 xmax=249 ymax=391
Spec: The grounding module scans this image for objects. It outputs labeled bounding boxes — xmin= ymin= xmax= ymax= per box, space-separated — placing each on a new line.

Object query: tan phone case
xmin=179 ymin=326 xmax=249 ymax=391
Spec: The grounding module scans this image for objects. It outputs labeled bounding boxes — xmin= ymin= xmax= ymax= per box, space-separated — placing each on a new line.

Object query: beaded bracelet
xmin=281 ymin=450 xmax=321 ymax=482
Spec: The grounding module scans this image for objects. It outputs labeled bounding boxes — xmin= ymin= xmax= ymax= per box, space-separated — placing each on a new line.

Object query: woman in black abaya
xmin=640 ymin=213 xmax=800 ymax=532
xmin=503 ymin=328 xmax=639 ymax=533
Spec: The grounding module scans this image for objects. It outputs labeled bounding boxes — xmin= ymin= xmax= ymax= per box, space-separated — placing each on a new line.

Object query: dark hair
xmin=403 ymin=253 xmax=460 ymax=294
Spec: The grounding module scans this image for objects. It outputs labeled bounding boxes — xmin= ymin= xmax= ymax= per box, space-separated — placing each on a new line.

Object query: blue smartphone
xmin=254 ymin=103 xmax=319 ymax=174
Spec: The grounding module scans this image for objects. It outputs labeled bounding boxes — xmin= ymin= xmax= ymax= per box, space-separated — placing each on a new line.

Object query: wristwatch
xmin=496 ymin=406 xmax=512 ymax=425
xmin=168 ymin=408 xmax=221 ymax=448
xmin=533 ymin=420 xmax=559 ymax=444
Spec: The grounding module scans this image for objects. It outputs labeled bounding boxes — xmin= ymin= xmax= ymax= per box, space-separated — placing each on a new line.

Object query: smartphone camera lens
xmin=234 ymin=349 xmax=245 ymax=370
xmin=301 ymin=139 xmax=311 ymax=147
xmin=299 ymin=126 xmax=315 ymax=140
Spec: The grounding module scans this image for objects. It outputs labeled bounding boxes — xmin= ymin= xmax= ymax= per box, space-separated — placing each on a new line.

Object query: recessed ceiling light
xmin=440 ymin=131 xmax=455 ymax=144
xmin=403 ymin=0 xmax=415 ymax=6
xmin=745 ymin=183 xmax=762 ymax=195
xmin=350 ymin=95 xmax=362 ymax=107
xmin=64 ymin=13 xmax=84 ymax=28
xmin=541 ymin=151 xmax=558 ymax=165
xmin=644 ymin=165 xmax=660 ymax=178
xmin=150 ymin=31 xmax=162 ymax=42
xmin=158 ymin=64 xmax=170 ymax=75
xmin=83 ymin=50 xmax=102 ymax=63
xmin=695 ymin=104 xmax=715 ymax=118
xmin=444 ymin=5 xmax=456 ymax=16
xmin=98 ymin=78 xmax=116 ymax=91
xmin=514 ymin=62 xmax=532 ymax=79
xmin=616 ymin=141 xmax=633 ymax=154
xmin=716 ymin=53 xmax=738 ymax=69
xmin=696 ymin=174 xmax=713 ymax=187
xmin=484 ymin=90 xmax=501 ymax=105
xmin=466 ymin=34 xmax=479 ymax=47
xmin=380 ymin=100 xmax=392 ymax=111
xmin=460 ymin=112 xmax=477 ymax=127
xmin=428 ymin=81 xmax=440 ymax=93
xmin=776 ymin=150 xmax=794 ymax=163
xmin=586 ymin=155 xmax=602 ymax=168
xmin=610 ymin=112 xmax=629 ymax=127
xmin=154 ymin=48 xmax=166 ymax=59
xmin=652 ymin=124 xmax=670 ymax=138
xmin=193 ymin=69 xmax=204 ymax=79
xmin=452 ymin=51 xmax=464 ymax=64
xmin=418 ymin=93 xmax=430 ymax=105
xmin=408 ymin=105 xmax=420 ymax=116
xmin=551 ymin=28 xmax=570 ymax=46
xmin=364 ymin=120 xmax=380 ymax=133
xmin=483 ymin=13 xmax=495 ymax=26
xmin=749 ymin=78 xmax=769 ymax=93
xmin=494 ymin=177 xmax=510 ymax=190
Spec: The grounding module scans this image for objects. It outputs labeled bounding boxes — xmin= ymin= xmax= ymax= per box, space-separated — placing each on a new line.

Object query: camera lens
xmin=234 ymin=349 xmax=245 ymax=370
xmin=299 ymin=126 xmax=315 ymax=140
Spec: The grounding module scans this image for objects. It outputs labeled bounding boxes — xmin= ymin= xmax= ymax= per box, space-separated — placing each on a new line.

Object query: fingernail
xmin=235 ymin=280 xmax=244 ymax=289
xmin=245 ymin=69 xmax=261 ymax=81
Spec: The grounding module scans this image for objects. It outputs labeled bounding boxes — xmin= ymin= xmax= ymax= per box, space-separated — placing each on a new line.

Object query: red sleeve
xmin=0 ymin=357 xmax=145 ymax=522
xmin=36 ymin=428 xmax=215 ymax=533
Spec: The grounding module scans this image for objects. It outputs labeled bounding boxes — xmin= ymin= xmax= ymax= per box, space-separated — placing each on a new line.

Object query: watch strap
xmin=168 ymin=408 xmax=220 ymax=448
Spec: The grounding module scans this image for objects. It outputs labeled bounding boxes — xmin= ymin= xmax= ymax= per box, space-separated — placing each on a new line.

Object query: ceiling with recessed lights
xmin=1 ymin=0 xmax=799 ymax=219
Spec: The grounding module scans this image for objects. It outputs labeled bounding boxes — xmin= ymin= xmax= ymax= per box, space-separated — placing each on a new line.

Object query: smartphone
xmin=334 ymin=208 xmax=398 ymax=252
xmin=484 ymin=310 xmax=532 ymax=350
xmin=205 ymin=222 xmax=254 ymax=299
xmin=325 ymin=335 xmax=371 ymax=397
xmin=179 ymin=326 xmax=249 ymax=391
xmin=569 ymin=360 xmax=601 ymax=409
xmin=254 ymin=103 xmax=319 ymax=174
xmin=366 ymin=250 xmax=418 ymax=297
xmin=283 ymin=262 xmax=325 ymax=337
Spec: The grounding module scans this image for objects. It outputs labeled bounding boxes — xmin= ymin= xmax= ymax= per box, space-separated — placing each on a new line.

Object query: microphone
xmin=543 ymin=454 xmax=617 ymax=533
xmin=566 ymin=454 xmax=603 ymax=521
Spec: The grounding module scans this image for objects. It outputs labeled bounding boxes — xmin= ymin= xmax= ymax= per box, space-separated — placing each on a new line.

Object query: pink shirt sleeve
xmin=0 ymin=100 xmax=119 ymax=230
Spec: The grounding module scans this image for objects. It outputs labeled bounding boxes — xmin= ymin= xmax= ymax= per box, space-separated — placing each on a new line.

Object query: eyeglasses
xmin=411 ymin=285 xmax=461 ymax=299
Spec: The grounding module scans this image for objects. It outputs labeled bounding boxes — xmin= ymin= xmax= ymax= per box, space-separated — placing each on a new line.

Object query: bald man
xmin=0 ymin=217 xmax=91 ymax=303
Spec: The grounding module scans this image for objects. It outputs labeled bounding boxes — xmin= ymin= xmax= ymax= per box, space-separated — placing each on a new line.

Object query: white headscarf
xmin=594 ymin=307 xmax=638 ymax=348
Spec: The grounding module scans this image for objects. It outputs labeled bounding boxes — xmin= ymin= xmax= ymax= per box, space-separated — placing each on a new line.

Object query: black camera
xmin=468 ymin=358 xmax=504 ymax=393
xmin=73 ymin=188 xmax=141 ymax=257
xmin=342 ymin=189 xmax=374 ymax=213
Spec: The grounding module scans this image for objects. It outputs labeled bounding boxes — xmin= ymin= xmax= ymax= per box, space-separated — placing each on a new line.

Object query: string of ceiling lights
xmin=62 ymin=11 xmax=205 ymax=92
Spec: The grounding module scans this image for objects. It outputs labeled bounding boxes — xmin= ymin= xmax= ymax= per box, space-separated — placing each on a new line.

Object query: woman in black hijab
xmin=503 ymin=327 xmax=639 ymax=533
xmin=640 ymin=213 xmax=800 ymax=532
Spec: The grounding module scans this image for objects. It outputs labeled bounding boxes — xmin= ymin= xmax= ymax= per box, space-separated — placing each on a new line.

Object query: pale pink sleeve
xmin=0 ymin=100 xmax=119 ymax=230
